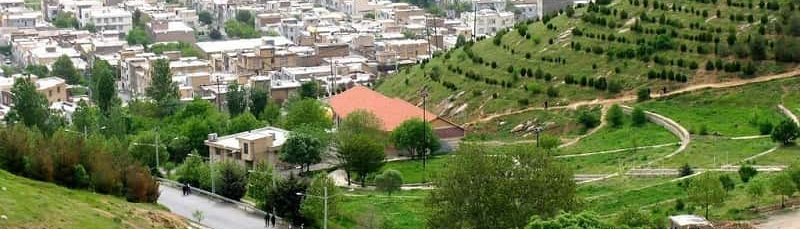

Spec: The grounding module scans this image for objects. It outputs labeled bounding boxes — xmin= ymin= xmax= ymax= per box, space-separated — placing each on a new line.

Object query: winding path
xmin=779 ymin=104 xmax=800 ymax=125
xmin=466 ymin=69 xmax=800 ymax=125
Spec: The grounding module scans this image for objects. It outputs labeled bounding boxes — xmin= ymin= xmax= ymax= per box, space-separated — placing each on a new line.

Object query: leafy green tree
xmin=746 ymin=177 xmax=766 ymax=203
xmin=126 ymin=26 xmax=151 ymax=46
xmin=82 ymin=23 xmax=97 ymax=32
xmin=749 ymin=34 xmax=767 ymax=60
xmin=209 ymin=28 xmax=223 ymax=40
xmin=248 ymin=163 xmax=275 ymax=209
xmin=24 ymin=64 xmax=49 ymax=77
xmin=280 ymin=132 xmax=325 ymax=172
xmin=51 ymin=55 xmax=80 ymax=84
xmin=4 ymin=77 xmax=55 ymax=132
xmin=336 ymin=133 xmax=385 ymax=187
xmin=375 ymin=169 xmax=403 ymax=195
xmin=300 ymin=172 xmax=340 ymax=227
xmin=688 ymin=173 xmax=727 ymax=219
xmin=227 ymin=112 xmax=262 ymax=134
xmin=300 ymin=81 xmax=321 ymax=98
xmin=224 ymin=20 xmax=260 ymax=38
xmin=606 ymin=104 xmax=624 ymax=127
xmin=770 ymin=172 xmax=796 ymax=208
xmin=198 ymin=11 xmax=213 ymax=25
xmin=92 ymin=59 xmax=117 ymax=113
xmin=525 ymin=211 xmax=613 ymax=229
xmin=719 ymin=174 xmax=736 ymax=193
xmin=772 ymin=119 xmax=800 ymax=145
xmin=260 ymin=102 xmax=281 ymax=125
xmin=336 ymin=109 xmax=384 ymax=143
xmin=631 ymin=107 xmax=647 ymax=126
xmin=249 ymin=87 xmax=268 ymax=117
xmin=145 ymin=59 xmax=179 ymax=116
xmin=53 ymin=12 xmax=79 ymax=28
xmin=176 ymin=153 xmax=211 ymax=189
xmin=71 ymin=101 xmax=101 ymax=134
xmin=266 ymin=174 xmax=308 ymax=226
xmin=428 ymin=145 xmax=578 ymax=229
xmin=615 ymin=207 xmax=657 ymax=229
xmin=73 ymin=164 xmax=90 ymax=188
xmin=128 ymin=130 xmax=169 ymax=174
xmin=578 ymin=111 xmax=600 ymax=129
xmin=538 ymin=134 xmax=560 ymax=150
xmin=284 ymin=98 xmax=332 ymax=130
xmin=391 ymin=118 xmax=440 ymax=159
xmin=226 ymin=82 xmax=246 ymax=116
xmin=214 ymin=160 xmax=248 ymax=200
xmin=739 ymin=164 xmax=758 ymax=183
xmin=235 ymin=10 xmax=253 ymax=25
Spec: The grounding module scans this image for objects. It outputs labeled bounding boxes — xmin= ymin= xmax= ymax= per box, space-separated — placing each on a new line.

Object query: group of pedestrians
xmin=182 ymin=183 xmax=192 ymax=196
xmin=264 ymin=213 xmax=277 ymax=228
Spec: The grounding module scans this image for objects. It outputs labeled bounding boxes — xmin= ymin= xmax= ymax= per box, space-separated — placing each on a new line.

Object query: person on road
xmin=182 ymin=184 xmax=189 ymax=196
xmin=271 ymin=214 xmax=276 ymax=227
xmin=264 ymin=213 xmax=269 ymax=227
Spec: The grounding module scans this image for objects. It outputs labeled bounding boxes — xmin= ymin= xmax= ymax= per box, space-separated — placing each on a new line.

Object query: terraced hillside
xmin=378 ymin=0 xmax=800 ymax=129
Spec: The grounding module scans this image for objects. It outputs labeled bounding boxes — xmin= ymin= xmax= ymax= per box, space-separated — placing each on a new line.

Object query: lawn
xmin=373 ymin=156 xmax=451 ymax=184
xmin=0 ymin=169 xmax=186 ymax=229
xmin=654 ymin=137 xmax=777 ymax=168
xmin=332 ymin=189 xmax=428 ymax=229
xmin=559 ymin=113 xmax=679 ymax=155
xmin=559 ymin=145 xmax=678 ymax=174
xmin=640 ymin=78 xmax=800 ymax=137
xmin=750 ymin=145 xmax=800 ymax=166
xmin=578 ymin=176 xmax=674 ymax=199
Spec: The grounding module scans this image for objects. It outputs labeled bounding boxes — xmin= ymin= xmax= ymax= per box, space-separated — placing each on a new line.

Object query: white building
xmin=0 ymin=0 xmax=24 ymax=9
xmin=1 ymin=8 xmax=41 ymax=28
xmin=79 ymin=7 xmax=132 ymax=33
xmin=461 ymin=9 xmax=514 ymax=36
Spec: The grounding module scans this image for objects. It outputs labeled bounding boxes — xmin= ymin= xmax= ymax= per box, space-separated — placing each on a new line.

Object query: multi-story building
xmin=0 ymin=8 xmax=40 ymax=28
xmin=0 ymin=74 xmax=67 ymax=106
xmin=461 ymin=9 xmax=514 ymax=36
xmin=79 ymin=7 xmax=132 ymax=33
xmin=0 ymin=0 xmax=24 ymax=10
xmin=375 ymin=39 xmax=429 ymax=60
xmin=205 ymin=127 xmax=290 ymax=168
xmin=147 ymin=20 xmax=195 ymax=43
xmin=26 ymin=45 xmax=83 ymax=69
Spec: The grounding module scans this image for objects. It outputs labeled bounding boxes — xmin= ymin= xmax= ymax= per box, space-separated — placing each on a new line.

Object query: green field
xmin=333 ymin=189 xmax=428 ymax=229
xmin=559 ymin=113 xmax=679 ymax=155
xmin=560 ymin=145 xmax=677 ymax=173
xmin=640 ymin=78 xmax=800 ymax=136
xmin=372 ymin=156 xmax=451 ymax=184
xmin=655 ymin=137 xmax=777 ymax=168
xmin=750 ymin=145 xmax=800 ymax=165
xmin=0 ymin=170 xmax=186 ymax=229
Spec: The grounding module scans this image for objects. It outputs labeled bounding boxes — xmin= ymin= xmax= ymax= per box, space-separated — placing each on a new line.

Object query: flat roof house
xmin=328 ymin=86 xmax=465 ymax=140
xmin=204 ymin=127 xmax=290 ymax=168
xmin=668 ymin=215 xmax=712 ymax=229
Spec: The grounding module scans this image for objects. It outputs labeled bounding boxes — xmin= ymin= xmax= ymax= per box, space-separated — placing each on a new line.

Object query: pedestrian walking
xmin=264 ymin=213 xmax=269 ymax=228
xmin=271 ymin=214 xmax=276 ymax=227
xmin=182 ymin=184 xmax=188 ymax=195
xmin=544 ymin=101 xmax=548 ymax=110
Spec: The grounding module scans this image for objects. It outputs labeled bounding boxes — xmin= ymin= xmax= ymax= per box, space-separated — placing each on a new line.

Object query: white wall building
xmin=461 ymin=9 xmax=514 ymax=37
xmin=79 ymin=7 xmax=132 ymax=33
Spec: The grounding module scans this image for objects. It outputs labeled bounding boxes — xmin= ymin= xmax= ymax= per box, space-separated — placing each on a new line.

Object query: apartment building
xmin=146 ymin=20 xmax=195 ymax=43
xmin=205 ymin=127 xmax=291 ymax=168
xmin=0 ymin=0 xmax=24 ymax=9
xmin=461 ymin=9 xmax=514 ymax=36
xmin=0 ymin=8 xmax=40 ymax=28
xmin=0 ymin=74 xmax=68 ymax=106
xmin=376 ymin=39 xmax=429 ymax=60
xmin=79 ymin=7 xmax=132 ymax=33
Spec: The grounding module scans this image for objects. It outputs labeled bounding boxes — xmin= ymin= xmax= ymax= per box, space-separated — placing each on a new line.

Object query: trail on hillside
xmin=558 ymin=104 xmax=609 ymax=148
xmin=779 ymin=104 xmax=800 ymax=125
xmin=466 ymin=69 xmax=800 ymax=125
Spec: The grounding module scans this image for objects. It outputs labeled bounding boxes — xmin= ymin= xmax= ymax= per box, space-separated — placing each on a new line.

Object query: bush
xmin=578 ymin=111 xmax=601 ymax=129
xmin=759 ymin=121 xmax=774 ymax=135
xmin=679 ymin=163 xmax=694 ymax=177
xmin=739 ymin=165 xmax=758 ymax=183
xmin=606 ymin=105 xmax=625 ymax=128
xmin=631 ymin=107 xmax=647 ymax=126
xmin=637 ymin=88 xmax=651 ymax=102
xmin=375 ymin=169 xmax=403 ymax=196
xmin=214 ymin=160 xmax=248 ymax=201
xmin=546 ymin=86 xmax=559 ymax=97
xmin=719 ymin=174 xmax=736 ymax=192
xmin=124 ymin=166 xmax=160 ymax=203
xmin=73 ymin=164 xmax=90 ymax=189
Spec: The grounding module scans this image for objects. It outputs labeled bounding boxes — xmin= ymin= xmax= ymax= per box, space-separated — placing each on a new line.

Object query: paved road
xmin=756 ymin=208 xmax=800 ymax=229
xmin=158 ymin=185 xmax=273 ymax=229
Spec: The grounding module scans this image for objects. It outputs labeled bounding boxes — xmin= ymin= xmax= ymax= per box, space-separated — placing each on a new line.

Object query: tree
xmin=214 ymin=160 xmax=248 ymax=200
xmin=284 ymin=98 xmax=332 ymax=130
xmin=227 ymin=112 xmax=262 ymax=134
xmin=578 ymin=111 xmax=600 ymax=129
xmin=746 ymin=177 xmax=766 ymax=203
xmin=679 ymin=163 xmax=695 ymax=177
xmin=248 ymin=163 xmax=275 ymax=209
xmin=198 ymin=11 xmax=213 ymax=25
xmin=235 ymin=10 xmax=253 ymax=25
xmin=126 ymin=26 xmax=151 ymax=46
xmin=300 ymin=81 xmax=321 ymax=98
xmin=688 ymin=173 xmax=727 ymax=219
xmin=224 ymin=20 xmax=260 ymax=38
xmin=24 ymin=64 xmax=49 ymax=77
xmin=770 ymin=172 xmax=796 ymax=208
xmin=337 ymin=134 xmax=385 ymax=187
xmin=300 ymin=172 xmax=340 ymax=227
xmin=83 ymin=23 xmax=96 ymax=33
xmin=631 ymin=107 xmax=647 ymax=126
xmin=280 ymin=132 xmax=325 ymax=172
xmin=525 ymin=212 xmax=613 ymax=229
xmin=4 ymin=77 xmax=54 ymax=133
xmin=92 ymin=59 xmax=117 ymax=113
xmin=209 ymin=28 xmax=223 ymax=40
xmin=428 ymin=145 xmax=578 ymax=229
xmin=176 ymin=154 xmax=211 ymax=189
xmin=538 ymin=134 xmax=561 ymax=150
xmin=375 ymin=169 xmax=403 ymax=195
xmin=615 ymin=207 xmax=657 ymax=229
xmin=260 ymin=102 xmax=281 ymax=125
xmin=772 ymin=119 xmax=800 ymax=145
xmin=739 ymin=164 xmax=758 ymax=183
xmin=53 ymin=12 xmax=79 ymax=28
xmin=226 ymin=82 xmax=246 ymax=116
xmin=266 ymin=174 xmax=308 ymax=226
xmin=51 ymin=55 xmax=80 ymax=84
xmin=249 ymin=87 xmax=268 ymax=117
xmin=391 ymin=118 xmax=440 ymax=159
xmin=336 ymin=109 xmax=384 ymax=143
xmin=145 ymin=59 xmax=179 ymax=116
xmin=749 ymin=34 xmax=767 ymax=60
xmin=719 ymin=174 xmax=736 ymax=193
xmin=606 ymin=104 xmax=624 ymax=127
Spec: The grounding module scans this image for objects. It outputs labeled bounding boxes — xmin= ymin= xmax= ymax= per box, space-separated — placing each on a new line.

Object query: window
xmin=57 ymin=86 xmax=60 ymax=93
xmin=48 ymin=90 xmax=52 ymax=97
xmin=215 ymin=148 xmax=221 ymax=155
xmin=243 ymin=143 xmax=249 ymax=154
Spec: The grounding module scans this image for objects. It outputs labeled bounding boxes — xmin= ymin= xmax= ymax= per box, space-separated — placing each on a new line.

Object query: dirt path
xmin=555 ymin=142 xmax=679 ymax=158
xmin=558 ymin=105 xmax=609 ymax=148
xmin=466 ymin=69 xmax=800 ymax=125
xmin=756 ymin=209 xmax=800 ymax=229
xmin=779 ymin=104 xmax=800 ymax=125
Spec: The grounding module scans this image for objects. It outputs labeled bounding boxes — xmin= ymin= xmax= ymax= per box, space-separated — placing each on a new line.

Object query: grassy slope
xmin=333 ymin=189 xmax=427 ymax=229
xmin=751 ymin=145 xmax=800 ymax=165
xmin=641 ymin=78 xmax=800 ymax=136
xmin=467 ymin=106 xmax=600 ymax=141
xmin=0 ymin=170 xmax=186 ymax=229
xmin=560 ymin=145 xmax=678 ymax=173
xmin=655 ymin=137 xmax=777 ymax=168
xmin=559 ymin=114 xmax=679 ymax=155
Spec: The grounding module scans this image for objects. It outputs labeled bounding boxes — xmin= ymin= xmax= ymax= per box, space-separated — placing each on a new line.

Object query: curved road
xmin=158 ymin=185 xmax=275 ymax=229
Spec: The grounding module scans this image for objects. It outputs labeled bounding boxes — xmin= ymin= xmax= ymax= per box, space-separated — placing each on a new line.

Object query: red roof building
xmin=328 ymin=86 xmax=464 ymax=139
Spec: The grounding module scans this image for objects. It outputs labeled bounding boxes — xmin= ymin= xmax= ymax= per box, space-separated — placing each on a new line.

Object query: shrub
xmin=578 ymin=111 xmax=600 ymax=129
xmin=759 ymin=121 xmax=774 ymax=135
xmin=375 ymin=169 xmax=403 ymax=196
xmin=124 ymin=166 xmax=160 ymax=203
xmin=73 ymin=164 xmax=90 ymax=189
xmin=679 ymin=163 xmax=694 ymax=177
xmin=631 ymin=107 xmax=647 ymax=126
xmin=546 ymin=86 xmax=559 ymax=97
xmin=637 ymin=88 xmax=651 ymax=102
xmin=739 ymin=165 xmax=758 ymax=183
xmin=606 ymin=105 xmax=625 ymax=127
xmin=719 ymin=174 xmax=736 ymax=192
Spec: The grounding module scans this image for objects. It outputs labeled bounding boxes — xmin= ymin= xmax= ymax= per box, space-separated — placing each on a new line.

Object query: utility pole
xmin=420 ymin=87 xmax=429 ymax=179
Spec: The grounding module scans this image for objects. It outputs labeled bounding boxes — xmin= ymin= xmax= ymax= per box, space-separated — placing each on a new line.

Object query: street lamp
xmin=248 ymin=167 xmax=278 ymax=223
xmin=131 ymin=135 xmax=172 ymax=175
xmin=188 ymin=153 xmax=215 ymax=194
xmin=532 ymin=126 xmax=544 ymax=148
xmin=296 ymin=186 xmax=343 ymax=229
xmin=66 ymin=126 xmax=106 ymax=139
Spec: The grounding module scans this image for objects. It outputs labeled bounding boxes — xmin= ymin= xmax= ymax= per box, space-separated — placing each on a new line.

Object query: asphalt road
xmin=158 ymin=185 xmax=274 ymax=229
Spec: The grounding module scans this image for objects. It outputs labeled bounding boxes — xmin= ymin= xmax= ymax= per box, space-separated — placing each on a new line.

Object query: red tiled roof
xmin=329 ymin=86 xmax=437 ymax=131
